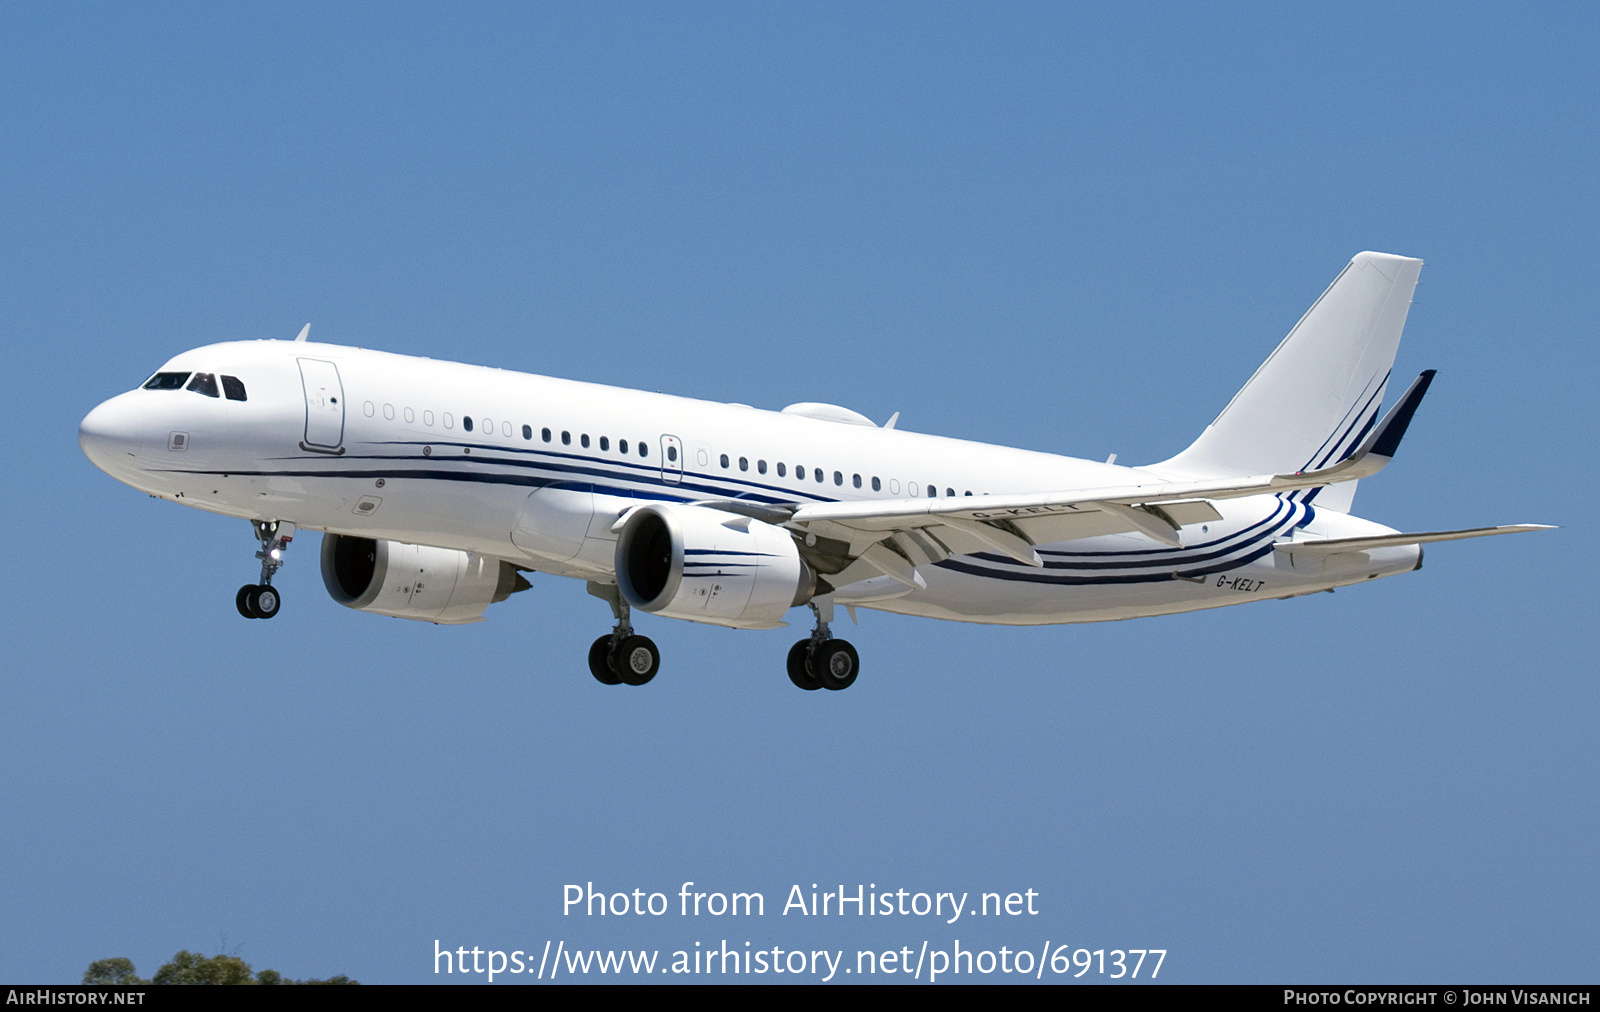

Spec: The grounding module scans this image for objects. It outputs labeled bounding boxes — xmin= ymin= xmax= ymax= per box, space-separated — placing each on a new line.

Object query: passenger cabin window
xmin=757 ymin=460 xmax=767 ymax=474
xmin=143 ymin=372 xmax=190 ymax=390
xmin=600 ymin=436 xmax=609 ymax=451
xmin=739 ymin=457 xmax=748 ymax=471
xmin=542 ymin=427 xmax=551 ymax=442
xmin=580 ymin=434 xmax=590 ymax=448
xmin=638 ymin=441 xmax=647 ymax=458
xmin=776 ymin=463 xmax=786 ymax=477
xmin=523 ymin=425 xmax=532 ymax=440
xmin=852 ymin=474 xmax=861 ymax=488
xmin=871 ymin=477 xmax=881 ymax=491
xmin=186 ymin=373 xmax=219 ymax=398
xmin=833 ymin=471 xmax=843 ymax=486
xmin=927 ymin=485 xmax=937 ymax=498
xmin=561 ymin=431 xmax=571 ymax=445
xmin=463 ymin=416 xmax=474 ymax=432
xmin=720 ymin=454 xmax=730 ymax=468
xmin=619 ymin=439 xmax=628 ymax=454
xmin=221 ymin=375 xmax=247 ymax=401
xmin=813 ymin=468 xmax=823 ymax=483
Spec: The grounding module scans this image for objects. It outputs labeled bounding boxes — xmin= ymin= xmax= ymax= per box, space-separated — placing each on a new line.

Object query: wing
xmin=781 ymin=371 xmax=1441 ymax=590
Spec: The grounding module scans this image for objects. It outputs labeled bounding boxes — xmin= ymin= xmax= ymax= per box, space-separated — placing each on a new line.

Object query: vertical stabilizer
xmin=1156 ymin=252 xmax=1423 ymax=479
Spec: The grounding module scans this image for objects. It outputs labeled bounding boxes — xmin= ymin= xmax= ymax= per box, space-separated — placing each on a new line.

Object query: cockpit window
xmin=221 ymin=375 xmax=247 ymax=401
xmin=186 ymin=372 xmax=220 ymax=397
xmin=143 ymin=372 xmax=191 ymax=390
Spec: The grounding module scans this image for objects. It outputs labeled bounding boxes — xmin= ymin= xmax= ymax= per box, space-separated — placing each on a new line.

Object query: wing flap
xmin=857 ymin=542 xmax=927 ymax=588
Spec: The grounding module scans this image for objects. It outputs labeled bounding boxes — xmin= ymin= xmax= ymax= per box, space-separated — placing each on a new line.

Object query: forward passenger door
xmin=298 ymin=358 xmax=345 ymax=453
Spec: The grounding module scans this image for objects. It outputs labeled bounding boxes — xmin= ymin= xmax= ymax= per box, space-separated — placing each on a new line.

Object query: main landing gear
xmin=586 ymin=582 xmax=659 ymax=686
xmin=237 ymin=520 xmax=294 ymax=619
xmin=787 ymin=597 xmax=859 ymax=691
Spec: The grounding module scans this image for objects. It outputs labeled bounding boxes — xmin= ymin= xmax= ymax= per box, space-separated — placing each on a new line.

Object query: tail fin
xmin=1156 ymin=252 xmax=1424 ymax=480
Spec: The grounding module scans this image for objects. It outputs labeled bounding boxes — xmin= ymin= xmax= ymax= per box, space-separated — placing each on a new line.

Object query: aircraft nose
xmin=79 ymin=393 xmax=149 ymax=475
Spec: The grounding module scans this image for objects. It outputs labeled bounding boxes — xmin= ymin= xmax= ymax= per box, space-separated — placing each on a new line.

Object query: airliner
xmin=79 ymin=252 xmax=1548 ymax=691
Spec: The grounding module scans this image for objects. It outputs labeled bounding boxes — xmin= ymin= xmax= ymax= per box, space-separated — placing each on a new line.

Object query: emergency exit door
xmin=659 ymin=435 xmax=683 ymax=484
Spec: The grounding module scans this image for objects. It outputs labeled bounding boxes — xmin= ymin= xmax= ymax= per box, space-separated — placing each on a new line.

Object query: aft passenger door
xmin=659 ymin=434 xmax=683 ymax=485
xmin=298 ymin=358 xmax=345 ymax=453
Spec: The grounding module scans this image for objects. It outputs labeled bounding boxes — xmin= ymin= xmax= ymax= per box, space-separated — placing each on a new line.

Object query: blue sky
xmin=2 ymin=4 xmax=1594 ymax=984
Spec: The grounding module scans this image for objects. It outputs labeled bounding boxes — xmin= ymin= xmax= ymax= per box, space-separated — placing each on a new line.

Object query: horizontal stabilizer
xmin=1276 ymin=524 xmax=1554 ymax=557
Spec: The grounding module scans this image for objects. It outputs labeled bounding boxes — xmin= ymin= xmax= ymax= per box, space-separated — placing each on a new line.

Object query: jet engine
xmin=320 ymin=534 xmax=530 ymax=624
xmin=614 ymin=504 xmax=816 ymax=628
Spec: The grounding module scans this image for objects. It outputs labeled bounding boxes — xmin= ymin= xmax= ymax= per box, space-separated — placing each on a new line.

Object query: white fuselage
xmin=79 ymin=339 xmax=1421 ymax=627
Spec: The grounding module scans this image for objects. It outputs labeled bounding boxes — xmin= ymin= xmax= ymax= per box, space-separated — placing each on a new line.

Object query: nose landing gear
xmin=237 ymin=520 xmax=294 ymax=619
xmin=586 ymin=582 xmax=659 ymax=686
xmin=787 ymin=597 xmax=859 ymax=691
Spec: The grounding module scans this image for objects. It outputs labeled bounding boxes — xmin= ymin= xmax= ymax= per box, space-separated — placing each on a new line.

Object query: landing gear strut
xmin=788 ymin=596 xmax=859 ymax=691
xmin=586 ymin=582 xmax=659 ymax=686
xmin=237 ymin=520 xmax=294 ymax=619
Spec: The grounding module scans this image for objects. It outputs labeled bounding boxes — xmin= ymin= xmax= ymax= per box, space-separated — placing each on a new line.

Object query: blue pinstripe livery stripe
xmin=154 ymin=424 xmax=1330 ymax=589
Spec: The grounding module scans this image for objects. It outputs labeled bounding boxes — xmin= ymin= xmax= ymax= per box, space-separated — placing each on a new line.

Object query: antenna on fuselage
xmin=294 ymin=324 xmax=310 ymax=343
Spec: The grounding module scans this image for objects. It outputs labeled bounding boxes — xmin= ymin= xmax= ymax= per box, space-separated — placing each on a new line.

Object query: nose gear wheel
xmin=236 ymin=520 xmax=293 ymax=620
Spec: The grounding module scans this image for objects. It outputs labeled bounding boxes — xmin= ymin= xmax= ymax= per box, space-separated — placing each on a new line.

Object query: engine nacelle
xmin=614 ymin=504 xmax=815 ymax=629
xmin=320 ymin=534 xmax=529 ymax=624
